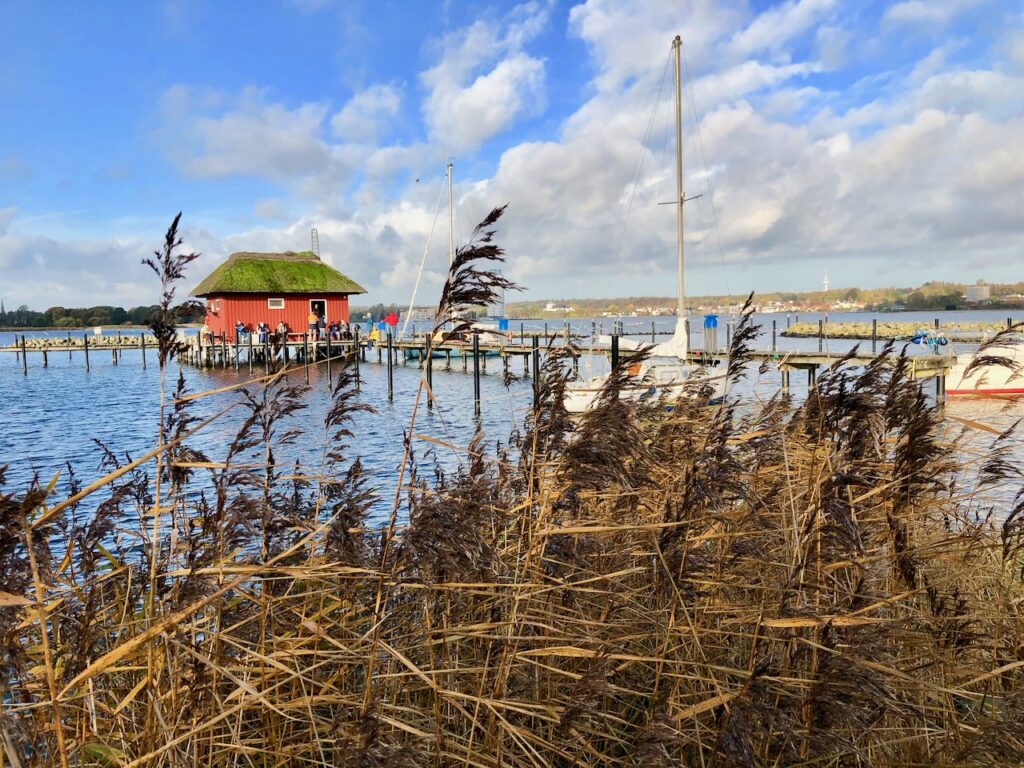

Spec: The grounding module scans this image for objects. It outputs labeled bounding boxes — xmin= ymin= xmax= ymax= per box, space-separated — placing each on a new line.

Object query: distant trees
xmin=0 ymin=303 xmax=204 ymax=328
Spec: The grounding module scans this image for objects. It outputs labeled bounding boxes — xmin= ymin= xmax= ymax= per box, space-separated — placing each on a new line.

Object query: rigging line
xmin=681 ymin=44 xmax=734 ymax=303
xmin=605 ymin=47 xmax=674 ymax=297
xmin=399 ymin=178 xmax=448 ymax=340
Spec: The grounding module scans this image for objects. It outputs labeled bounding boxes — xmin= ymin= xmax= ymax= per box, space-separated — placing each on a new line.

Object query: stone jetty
xmin=781 ymin=321 xmax=1011 ymax=342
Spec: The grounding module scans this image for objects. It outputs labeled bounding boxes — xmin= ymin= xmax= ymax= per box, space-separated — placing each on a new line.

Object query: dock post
xmin=1009 ymin=317 xmax=1013 ymax=330
xmin=117 ymin=331 xmax=122 ymax=361
xmin=353 ymin=328 xmax=360 ymax=391
xmin=781 ymin=368 xmax=790 ymax=396
xmin=502 ymin=354 xmax=508 ymax=379
xmin=233 ymin=332 xmax=240 ymax=371
xmin=872 ymin=319 xmax=877 ymax=354
xmin=445 ymin=348 xmax=451 ymax=371
xmin=572 ymin=353 xmax=579 ymax=379
xmin=564 ymin=322 xmax=570 ymax=345
xmin=221 ymin=333 xmax=227 ymax=368
xmin=817 ymin=320 xmax=823 ymax=353
xmin=520 ymin=322 xmax=525 ymax=344
xmin=726 ymin=322 xmax=732 ymax=349
xmin=591 ymin=320 xmax=596 ymax=339
xmin=425 ymin=345 xmax=434 ymax=406
xmin=141 ymin=335 xmax=146 ymax=370
xmin=264 ymin=339 xmax=270 ymax=374
xmin=67 ymin=332 xmax=72 ymax=359
xmin=283 ymin=337 xmax=290 ymax=365
xmin=934 ymin=318 xmax=940 ymax=332
xmin=531 ymin=335 xmax=540 ymax=404
xmin=523 ymin=350 xmax=528 ymax=376
xmin=808 ymin=366 xmax=817 ymax=389
xmin=248 ymin=332 xmax=253 ymax=374
xmin=20 ymin=335 xmax=27 ymax=375
xmin=936 ymin=373 xmax=946 ymax=408
xmin=544 ymin=322 xmax=548 ymax=340
xmin=83 ymin=334 xmax=90 ymax=372
xmin=42 ymin=347 xmax=47 ymax=368
xmin=652 ymin=321 xmax=656 ymax=343
xmin=111 ymin=346 xmax=117 ymax=366
xmin=303 ymin=333 xmax=310 ymax=385
xmin=772 ymin=320 xmax=777 ymax=352
xmin=472 ymin=333 xmax=481 ymax=416
xmin=325 ymin=334 xmax=332 ymax=384
xmin=611 ymin=334 xmax=619 ymax=369
xmin=386 ymin=332 xmax=394 ymax=401
xmin=462 ymin=346 xmax=468 ymax=371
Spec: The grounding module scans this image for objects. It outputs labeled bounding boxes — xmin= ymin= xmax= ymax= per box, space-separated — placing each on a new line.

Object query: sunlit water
xmin=2 ymin=310 xmax=1022 ymax=524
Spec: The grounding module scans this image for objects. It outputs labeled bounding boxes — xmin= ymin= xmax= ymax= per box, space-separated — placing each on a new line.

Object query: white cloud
xmin=330 ymin=84 xmax=402 ymax=142
xmin=160 ymin=85 xmax=333 ymax=180
xmin=884 ymin=0 xmax=982 ymax=26
xmin=419 ymin=4 xmax=551 ymax=151
xmin=729 ymin=0 xmax=836 ymax=59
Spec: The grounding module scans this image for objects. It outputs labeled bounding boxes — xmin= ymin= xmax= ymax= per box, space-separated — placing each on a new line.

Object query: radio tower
xmin=823 ymin=270 xmax=829 ymax=293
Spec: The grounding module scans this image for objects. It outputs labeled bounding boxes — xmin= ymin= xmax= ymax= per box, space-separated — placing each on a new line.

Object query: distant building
xmin=192 ymin=251 xmax=366 ymax=337
xmin=543 ymin=301 xmax=575 ymax=313
xmin=966 ymin=285 xmax=991 ymax=302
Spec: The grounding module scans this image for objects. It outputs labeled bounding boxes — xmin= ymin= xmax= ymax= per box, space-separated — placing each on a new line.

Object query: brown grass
xmin=1 ymin=215 xmax=1023 ymax=767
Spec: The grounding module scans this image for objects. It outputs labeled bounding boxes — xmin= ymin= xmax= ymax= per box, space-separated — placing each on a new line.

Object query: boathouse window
xmin=268 ymin=298 xmax=285 ymax=310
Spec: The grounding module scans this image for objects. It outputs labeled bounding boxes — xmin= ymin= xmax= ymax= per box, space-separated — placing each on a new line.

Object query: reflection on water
xmin=1 ymin=311 xmax=1022 ymax=523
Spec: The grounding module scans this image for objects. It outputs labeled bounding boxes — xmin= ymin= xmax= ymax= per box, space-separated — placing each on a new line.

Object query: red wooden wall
xmin=202 ymin=293 xmax=352 ymax=336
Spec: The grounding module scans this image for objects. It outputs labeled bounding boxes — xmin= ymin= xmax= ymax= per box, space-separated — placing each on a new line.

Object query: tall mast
xmin=672 ymin=36 xmax=685 ymax=320
xmin=447 ymin=159 xmax=454 ymax=267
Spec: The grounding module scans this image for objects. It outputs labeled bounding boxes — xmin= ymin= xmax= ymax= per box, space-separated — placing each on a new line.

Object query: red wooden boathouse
xmin=191 ymin=251 xmax=366 ymax=337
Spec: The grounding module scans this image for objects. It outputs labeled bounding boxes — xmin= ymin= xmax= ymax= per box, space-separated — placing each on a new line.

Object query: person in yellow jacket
xmin=307 ymin=310 xmax=319 ymax=340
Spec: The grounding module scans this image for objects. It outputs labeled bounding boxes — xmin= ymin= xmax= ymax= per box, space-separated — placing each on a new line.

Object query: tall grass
xmin=1 ymin=214 xmax=1023 ymax=767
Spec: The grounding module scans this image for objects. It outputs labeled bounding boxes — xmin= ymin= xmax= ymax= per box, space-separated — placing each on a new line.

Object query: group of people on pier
xmin=199 ymin=318 xmax=356 ymax=345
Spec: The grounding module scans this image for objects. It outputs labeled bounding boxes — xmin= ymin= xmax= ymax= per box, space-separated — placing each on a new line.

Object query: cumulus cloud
xmin=330 ymin=84 xmax=402 ymax=142
xmin=160 ymin=85 xmax=333 ymax=180
xmin=420 ymin=3 xmax=550 ymax=150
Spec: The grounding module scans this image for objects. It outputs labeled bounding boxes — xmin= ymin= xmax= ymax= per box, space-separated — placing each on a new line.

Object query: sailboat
xmin=403 ymin=161 xmax=507 ymax=361
xmin=563 ymin=36 xmax=729 ymax=414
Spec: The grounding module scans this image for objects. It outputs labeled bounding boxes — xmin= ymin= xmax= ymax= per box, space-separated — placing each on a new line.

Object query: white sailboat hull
xmin=564 ymin=365 xmax=729 ymax=414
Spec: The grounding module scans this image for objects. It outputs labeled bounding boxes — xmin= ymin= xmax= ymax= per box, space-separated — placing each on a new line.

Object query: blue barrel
xmin=703 ymin=314 xmax=718 ymax=353
xmin=498 ymin=317 xmax=509 ymax=331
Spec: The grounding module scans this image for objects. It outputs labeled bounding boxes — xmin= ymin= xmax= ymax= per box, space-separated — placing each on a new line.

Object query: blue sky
xmin=1 ymin=0 xmax=1022 ymax=309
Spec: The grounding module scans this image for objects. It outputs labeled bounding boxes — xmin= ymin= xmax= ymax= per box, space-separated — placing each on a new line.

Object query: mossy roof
xmin=191 ymin=251 xmax=366 ymax=297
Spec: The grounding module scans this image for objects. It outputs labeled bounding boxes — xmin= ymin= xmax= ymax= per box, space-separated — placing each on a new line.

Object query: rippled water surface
xmin=2 ymin=310 xmax=1022 ymax=523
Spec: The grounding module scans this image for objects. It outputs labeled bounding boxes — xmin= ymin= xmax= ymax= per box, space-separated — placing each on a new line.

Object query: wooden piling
xmin=936 ymin=373 xmax=946 ymax=407
xmin=67 ymin=332 xmax=72 ymax=359
xmin=325 ymin=334 xmax=332 ymax=384
xmin=248 ymin=332 xmax=253 ymax=374
xmin=872 ymin=319 xmax=877 ymax=354
xmin=83 ymin=334 xmax=90 ymax=372
xmin=611 ymin=334 xmax=619 ymax=369
xmin=141 ymin=335 xmax=146 ymax=370
xmin=772 ymin=320 xmax=777 ymax=352
xmin=353 ymin=327 xmax=360 ymax=391
xmin=42 ymin=347 xmax=47 ymax=367
xmin=20 ymin=335 xmax=27 ymax=375
xmin=472 ymin=333 xmax=481 ymax=416
xmin=651 ymin=321 xmax=656 ymax=343
xmin=220 ymin=333 xmax=227 ymax=368
xmin=303 ymin=333 xmax=310 ymax=385
xmin=445 ymin=348 xmax=451 ymax=371
xmin=386 ymin=332 xmax=394 ymax=401
xmin=817 ymin=320 xmax=824 ymax=353
xmin=531 ymin=335 xmax=540 ymax=405
xmin=264 ymin=338 xmax=270 ymax=374
xmin=425 ymin=343 xmax=433 ymax=407
xmin=111 ymin=347 xmax=117 ymax=366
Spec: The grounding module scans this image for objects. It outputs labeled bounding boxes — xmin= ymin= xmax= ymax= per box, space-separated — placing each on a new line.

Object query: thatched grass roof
xmin=191 ymin=251 xmax=366 ymax=297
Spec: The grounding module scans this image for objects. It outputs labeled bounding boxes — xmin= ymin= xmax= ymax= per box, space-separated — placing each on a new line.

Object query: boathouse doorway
xmin=310 ymin=299 xmax=326 ymax=322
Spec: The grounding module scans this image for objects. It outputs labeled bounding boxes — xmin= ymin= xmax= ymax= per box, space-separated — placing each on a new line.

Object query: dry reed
xmin=1 ymin=215 xmax=1023 ymax=767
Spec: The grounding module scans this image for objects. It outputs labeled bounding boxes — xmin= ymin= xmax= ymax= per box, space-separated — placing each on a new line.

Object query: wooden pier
xmin=3 ymin=327 xmax=961 ymax=408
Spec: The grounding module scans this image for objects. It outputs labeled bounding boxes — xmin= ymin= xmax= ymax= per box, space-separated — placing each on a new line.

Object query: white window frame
xmin=267 ymin=298 xmax=285 ymax=310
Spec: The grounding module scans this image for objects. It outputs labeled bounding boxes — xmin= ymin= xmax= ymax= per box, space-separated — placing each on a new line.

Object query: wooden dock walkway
xmin=3 ymin=328 xmax=959 ymax=406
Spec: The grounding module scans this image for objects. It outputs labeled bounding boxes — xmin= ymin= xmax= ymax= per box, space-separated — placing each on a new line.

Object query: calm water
xmin=2 ymin=310 xmax=1022 ymax=522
